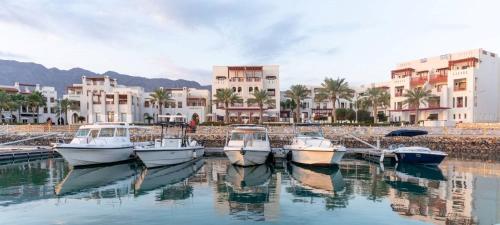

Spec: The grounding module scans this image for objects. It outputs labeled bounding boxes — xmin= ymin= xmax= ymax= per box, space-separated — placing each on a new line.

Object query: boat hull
xmin=394 ymin=152 xmax=446 ymax=165
xmin=224 ymin=148 xmax=270 ymax=166
xmin=56 ymin=146 xmax=134 ymax=166
xmin=289 ymin=147 xmax=346 ymax=165
xmin=194 ymin=148 xmax=205 ymax=158
xmin=135 ymin=147 xmax=203 ymax=168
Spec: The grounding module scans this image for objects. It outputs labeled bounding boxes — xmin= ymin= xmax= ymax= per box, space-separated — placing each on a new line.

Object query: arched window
xmin=237 ymin=87 xmax=242 ymax=92
xmin=232 ymin=87 xmax=236 ymax=92
xmin=249 ymin=87 xmax=253 ymax=92
xmin=254 ymin=87 xmax=259 ymax=91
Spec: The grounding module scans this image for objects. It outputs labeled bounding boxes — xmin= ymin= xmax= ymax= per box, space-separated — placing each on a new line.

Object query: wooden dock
xmin=0 ymin=146 xmax=58 ymax=161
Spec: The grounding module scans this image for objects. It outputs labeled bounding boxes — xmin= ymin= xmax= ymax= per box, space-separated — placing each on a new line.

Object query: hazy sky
xmin=1 ymin=0 xmax=500 ymax=88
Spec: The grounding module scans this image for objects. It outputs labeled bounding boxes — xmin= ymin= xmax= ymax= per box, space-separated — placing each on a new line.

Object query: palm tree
xmin=213 ymin=88 xmax=242 ymax=123
xmin=285 ymin=85 xmax=309 ymax=123
xmin=26 ymin=91 xmax=46 ymax=123
xmin=403 ymin=88 xmax=433 ymax=125
xmin=10 ymin=93 xmax=25 ymax=123
xmin=315 ymin=77 xmax=355 ymax=123
xmin=0 ymin=91 xmax=11 ymax=122
xmin=150 ymin=89 xmax=172 ymax=121
xmin=362 ymin=87 xmax=391 ymax=123
xmin=247 ymin=90 xmax=275 ymax=124
xmin=58 ymin=99 xmax=75 ymax=125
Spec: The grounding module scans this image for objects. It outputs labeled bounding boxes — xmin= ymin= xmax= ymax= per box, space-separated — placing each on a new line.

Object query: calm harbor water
xmin=0 ymin=157 xmax=499 ymax=225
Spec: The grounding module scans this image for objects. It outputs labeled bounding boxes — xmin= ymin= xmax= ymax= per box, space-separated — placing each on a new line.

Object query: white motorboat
xmin=55 ymin=123 xmax=135 ymax=166
xmin=223 ymin=125 xmax=271 ymax=166
xmin=284 ymin=124 xmax=346 ymax=165
xmin=135 ymin=116 xmax=205 ymax=168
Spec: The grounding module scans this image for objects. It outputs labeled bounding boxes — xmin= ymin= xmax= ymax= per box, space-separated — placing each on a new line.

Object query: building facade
xmin=142 ymin=87 xmax=211 ymax=123
xmin=0 ymin=82 xmax=58 ymax=124
xmin=64 ymin=76 xmax=211 ymax=124
xmin=64 ymin=76 xmax=146 ymax=124
xmin=355 ymin=82 xmax=391 ymax=121
xmin=212 ymin=65 xmax=280 ymax=123
xmin=389 ymin=49 xmax=500 ymax=125
xmin=280 ymin=85 xmax=353 ymax=122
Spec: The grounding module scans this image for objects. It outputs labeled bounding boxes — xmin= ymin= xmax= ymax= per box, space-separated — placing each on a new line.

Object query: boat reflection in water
xmin=222 ymin=164 xmax=277 ymax=221
xmin=55 ymin=162 xmax=137 ymax=198
xmin=134 ymin=158 xmax=204 ymax=201
xmin=287 ymin=163 xmax=345 ymax=193
xmin=385 ymin=163 xmax=446 ymax=195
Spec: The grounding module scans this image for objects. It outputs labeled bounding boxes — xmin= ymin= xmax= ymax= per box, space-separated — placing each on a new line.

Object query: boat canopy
xmin=385 ymin=129 xmax=428 ymax=137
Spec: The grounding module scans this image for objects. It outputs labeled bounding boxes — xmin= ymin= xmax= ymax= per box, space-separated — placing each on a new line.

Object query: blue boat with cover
xmin=386 ymin=129 xmax=447 ymax=165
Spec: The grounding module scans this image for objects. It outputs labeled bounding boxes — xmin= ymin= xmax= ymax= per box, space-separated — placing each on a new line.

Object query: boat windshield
xmin=90 ymin=129 xmax=99 ymax=138
xmin=99 ymin=128 xmax=115 ymax=137
xmin=231 ymin=132 xmax=266 ymax=141
xmin=75 ymin=129 xmax=90 ymax=137
xmin=298 ymin=131 xmax=323 ymax=138
xmin=115 ymin=128 xmax=127 ymax=137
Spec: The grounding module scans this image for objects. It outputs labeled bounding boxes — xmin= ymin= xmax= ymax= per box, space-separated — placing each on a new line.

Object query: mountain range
xmin=0 ymin=59 xmax=210 ymax=96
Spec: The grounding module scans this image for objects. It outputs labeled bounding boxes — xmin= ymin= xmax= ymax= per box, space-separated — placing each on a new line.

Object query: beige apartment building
xmin=389 ymin=49 xmax=500 ymax=126
xmin=212 ymin=65 xmax=280 ymax=123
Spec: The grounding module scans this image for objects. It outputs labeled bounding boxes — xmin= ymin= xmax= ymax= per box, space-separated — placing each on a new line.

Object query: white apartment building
xmin=389 ymin=48 xmax=500 ymax=125
xmin=0 ymin=82 xmax=58 ymax=124
xmin=355 ymin=82 xmax=391 ymax=120
xmin=302 ymin=85 xmax=353 ymax=121
xmin=212 ymin=65 xmax=280 ymax=123
xmin=142 ymin=87 xmax=211 ymax=123
xmin=64 ymin=76 xmax=146 ymax=124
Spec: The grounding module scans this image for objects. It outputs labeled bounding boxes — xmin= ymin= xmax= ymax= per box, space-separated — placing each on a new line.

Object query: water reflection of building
xmin=204 ymin=158 xmax=281 ymax=221
xmin=386 ymin=160 xmax=500 ymax=225
xmin=0 ymin=158 xmax=68 ymax=206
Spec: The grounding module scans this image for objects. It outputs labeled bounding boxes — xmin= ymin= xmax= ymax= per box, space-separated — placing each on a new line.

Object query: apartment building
xmin=142 ymin=87 xmax=211 ymax=123
xmin=355 ymin=82 xmax=391 ymax=120
xmin=212 ymin=65 xmax=280 ymax=123
xmin=64 ymin=76 xmax=146 ymax=124
xmin=0 ymin=82 xmax=58 ymax=124
xmin=279 ymin=85 xmax=352 ymax=122
xmin=389 ymin=49 xmax=500 ymax=125
xmin=302 ymin=85 xmax=352 ymax=121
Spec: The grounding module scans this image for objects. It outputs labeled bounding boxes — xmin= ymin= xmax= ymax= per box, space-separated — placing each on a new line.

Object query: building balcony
xmin=454 ymin=86 xmax=466 ymax=92
xmin=245 ymin=78 xmax=261 ymax=82
xmin=229 ymin=77 xmax=245 ymax=82
xmin=429 ymin=75 xmax=448 ymax=84
xmin=410 ymin=77 xmax=427 ymax=86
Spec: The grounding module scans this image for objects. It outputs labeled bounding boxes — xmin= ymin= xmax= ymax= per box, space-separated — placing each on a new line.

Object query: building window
xmin=50 ymin=97 xmax=55 ymax=103
xmin=267 ymin=89 xmax=276 ymax=96
xmin=464 ymin=113 xmax=467 ymax=119
xmin=452 ymin=98 xmax=455 ymax=108
xmin=107 ymin=112 xmax=114 ymax=122
xmin=254 ymin=87 xmax=259 ymax=91
xmin=237 ymin=87 xmax=242 ymax=93
xmin=119 ymin=95 xmax=127 ymax=104
xmin=456 ymin=97 xmax=464 ymax=108
xmin=178 ymin=101 xmax=182 ymax=108
xmin=43 ymin=107 xmax=48 ymax=113
xmin=453 ymin=114 xmax=456 ymax=119
xmin=50 ymin=107 xmax=56 ymax=114
xmin=464 ymin=96 xmax=467 ymax=107
xmin=232 ymin=87 xmax=236 ymax=92
xmin=249 ymin=87 xmax=253 ymax=92
xmin=106 ymin=94 xmax=115 ymax=104
xmin=144 ymin=101 xmax=150 ymax=108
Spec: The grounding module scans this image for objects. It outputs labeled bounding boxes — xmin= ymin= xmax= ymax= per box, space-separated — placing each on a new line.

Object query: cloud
xmin=241 ymin=16 xmax=307 ymax=61
xmin=142 ymin=0 xmax=272 ymax=31
xmin=0 ymin=51 xmax=30 ymax=60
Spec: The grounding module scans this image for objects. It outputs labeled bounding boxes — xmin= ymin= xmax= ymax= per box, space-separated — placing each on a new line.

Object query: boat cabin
xmin=72 ymin=123 xmax=132 ymax=144
xmin=226 ymin=126 xmax=269 ymax=148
